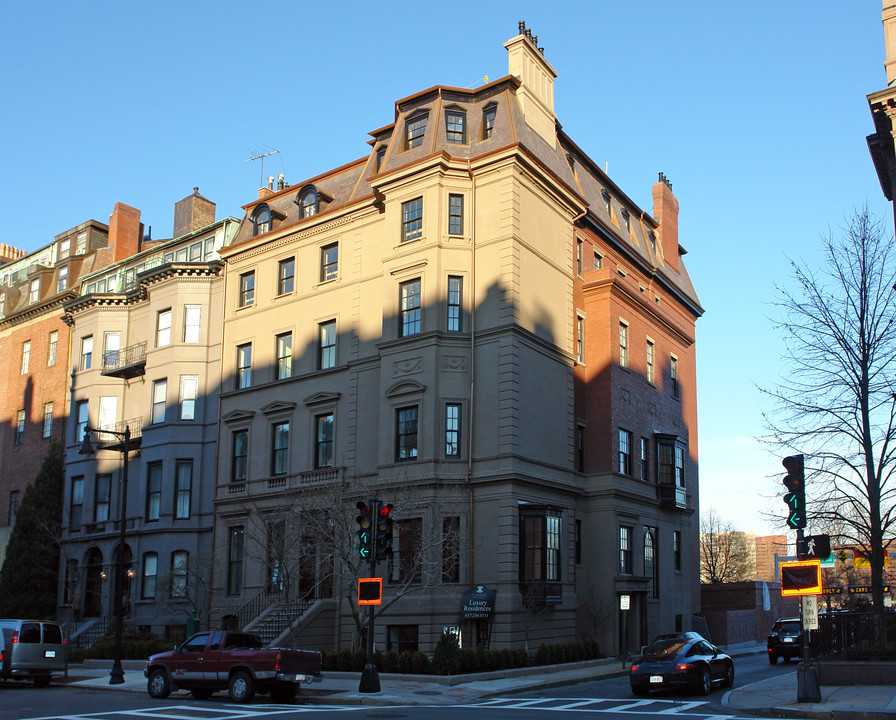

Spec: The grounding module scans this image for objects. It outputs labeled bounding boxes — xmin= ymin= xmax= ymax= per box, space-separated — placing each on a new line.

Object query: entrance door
xmin=83 ymin=548 xmax=103 ymax=617
xmin=617 ymin=592 xmax=646 ymax=656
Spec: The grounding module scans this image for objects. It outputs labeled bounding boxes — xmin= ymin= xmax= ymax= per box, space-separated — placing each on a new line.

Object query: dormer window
xmin=29 ymin=278 xmax=40 ymax=304
xmin=298 ymin=186 xmax=318 ymax=218
xmin=405 ymin=113 xmax=428 ymax=149
xmin=445 ymin=108 xmax=466 ymax=144
xmin=253 ymin=205 xmax=272 ymax=236
xmin=376 ymin=146 xmax=387 ymax=173
xmin=482 ymin=104 xmax=497 ymax=139
xmin=620 ymin=207 xmax=631 ymax=232
xmin=601 ymin=189 xmax=611 ymax=213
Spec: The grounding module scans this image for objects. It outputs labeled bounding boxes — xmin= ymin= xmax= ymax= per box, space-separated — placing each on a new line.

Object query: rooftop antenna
xmin=244 ymin=148 xmax=281 ymax=188
xmin=465 ymin=75 xmax=489 ymax=88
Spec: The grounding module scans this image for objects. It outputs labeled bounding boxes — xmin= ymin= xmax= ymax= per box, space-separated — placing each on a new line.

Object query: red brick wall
xmin=0 ymin=315 xmax=71 ymax=528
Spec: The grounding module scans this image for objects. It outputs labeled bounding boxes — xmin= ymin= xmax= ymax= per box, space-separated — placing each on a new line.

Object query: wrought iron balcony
xmin=101 ymin=342 xmax=146 ymax=379
xmin=95 ymin=417 xmax=143 ymax=452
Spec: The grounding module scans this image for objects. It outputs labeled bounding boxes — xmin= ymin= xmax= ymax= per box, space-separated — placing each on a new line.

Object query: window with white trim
xmin=179 ymin=375 xmax=198 ymax=420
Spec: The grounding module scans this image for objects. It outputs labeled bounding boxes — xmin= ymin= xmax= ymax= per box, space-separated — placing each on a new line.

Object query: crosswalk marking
xmin=458 ymin=696 xmax=753 ymax=718
xmin=23 ymin=705 xmax=356 ymax=720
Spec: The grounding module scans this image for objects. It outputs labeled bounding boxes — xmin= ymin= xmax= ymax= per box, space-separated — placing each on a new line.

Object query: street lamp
xmin=79 ymin=425 xmax=131 ymax=685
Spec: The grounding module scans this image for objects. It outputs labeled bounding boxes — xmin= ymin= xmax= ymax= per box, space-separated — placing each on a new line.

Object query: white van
xmin=0 ymin=620 xmax=67 ymax=686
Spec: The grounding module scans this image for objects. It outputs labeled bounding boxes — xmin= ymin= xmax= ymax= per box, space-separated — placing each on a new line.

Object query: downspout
xmin=206 ymin=248 xmax=230 ymax=630
xmin=466 ymin=159 xmax=476 ymax=590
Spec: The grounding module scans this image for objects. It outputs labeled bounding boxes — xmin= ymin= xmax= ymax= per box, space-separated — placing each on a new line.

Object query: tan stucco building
xmin=210 ymin=26 xmax=703 ymax=656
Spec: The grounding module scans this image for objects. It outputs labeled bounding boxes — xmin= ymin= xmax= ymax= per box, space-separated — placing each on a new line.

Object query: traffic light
xmin=782 ymin=454 xmax=806 ymax=530
xmin=375 ymin=503 xmax=394 ymax=562
xmin=356 ymin=501 xmax=373 ymax=560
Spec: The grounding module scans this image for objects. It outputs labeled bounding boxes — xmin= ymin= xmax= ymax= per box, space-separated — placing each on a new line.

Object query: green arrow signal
xmin=356 ymin=529 xmax=371 ymax=558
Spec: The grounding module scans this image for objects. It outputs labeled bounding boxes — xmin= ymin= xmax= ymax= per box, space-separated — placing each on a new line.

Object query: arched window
xmin=298 ymin=186 xmax=318 ymax=218
xmin=253 ymin=205 xmax=271 ymax=236
xmin=644 ymin=528 xmax=658 ymax=598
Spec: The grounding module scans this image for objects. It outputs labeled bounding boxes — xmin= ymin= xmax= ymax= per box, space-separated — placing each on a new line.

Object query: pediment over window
xmin=261 ymin=400 xmax=297 ymax=416
xmin=222 ymin=409 xmax=255 ymax=425
xmin=385 ymin=379 xmax=426 ymax=398
xmin=303 ymin=391 xmax=341 ymax=407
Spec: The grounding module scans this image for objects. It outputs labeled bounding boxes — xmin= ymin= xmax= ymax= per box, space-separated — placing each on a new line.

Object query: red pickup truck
xmin=144 ymin=630 xmax=322 ymax=703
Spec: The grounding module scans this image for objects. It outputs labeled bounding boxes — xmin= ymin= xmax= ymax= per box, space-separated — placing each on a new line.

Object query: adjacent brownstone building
xmin=0 ymin=208 xmax=143 ymax=562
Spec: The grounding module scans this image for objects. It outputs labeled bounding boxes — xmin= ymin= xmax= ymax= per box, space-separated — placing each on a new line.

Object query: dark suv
xmin=767 ymin=617 xmax=801 ymax=664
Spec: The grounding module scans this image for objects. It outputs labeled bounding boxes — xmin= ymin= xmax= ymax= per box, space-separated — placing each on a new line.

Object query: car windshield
xmin=644 ymin=639 xmax=687 ymax=660
xmin=773 ymin=621 xmax=800 ymax=634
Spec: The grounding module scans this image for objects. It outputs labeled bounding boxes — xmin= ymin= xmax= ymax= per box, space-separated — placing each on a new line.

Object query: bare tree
xmin=763 ymin=208 xmax=896 ymax=611
xmin=241 ymin=473 xmax=464 ymax=647
xmin=699 ymin=507 xmax=755 ymax=583
xmin=155 ymin=549 xmax=214 ymax=635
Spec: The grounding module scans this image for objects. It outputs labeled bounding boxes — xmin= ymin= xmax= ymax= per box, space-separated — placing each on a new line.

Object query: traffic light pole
xmin=358 ymin=500 xmax=381 ymax=694
xmin=795 ymin=528 xmax=821 ymax=703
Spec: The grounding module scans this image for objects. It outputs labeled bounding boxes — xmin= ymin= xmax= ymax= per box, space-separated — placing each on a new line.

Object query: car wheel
xmin=147 ymin=668 xmax=171 ymax=699
xmin=698 ymin=666 xmax=712 ymax=695
xmin=229 ymin=670 xmax=256 ymax=704
xmin=723 ymin=662 xmax=735 ymax=688
xmin=768 ymin=653 xmax=778 ymax=665
xmin=191 ymin=688 xmax=213 ymax=700
xmin=270 ymin=684 xmax=297 ymax=703
xmin=33 ymin=676 xmax=51 ymax=688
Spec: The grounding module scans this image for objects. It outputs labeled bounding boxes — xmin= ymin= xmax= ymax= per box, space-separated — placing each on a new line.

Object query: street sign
xmin=781 ymin=560 xmax=822 ymax=596
xmin=620 ymin=594 xmax=630 ymax=611
xmin=822 ymin=587 xmax=842 ymax=595
xmin=848 ymin=585 xmax=890 ymax=594
xmin=802 ymin=596 xmax=819 ymax=630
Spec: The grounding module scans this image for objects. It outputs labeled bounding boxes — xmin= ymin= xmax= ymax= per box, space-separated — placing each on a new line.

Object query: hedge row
xmin=322 ymin=634 xmax=602 ymax=675
xmin=70 ymin=628 xmax=172 ymax=663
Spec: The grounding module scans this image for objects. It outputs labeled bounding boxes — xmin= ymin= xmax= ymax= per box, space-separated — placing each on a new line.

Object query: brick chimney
xmin=108 ymin=203 xmax=142 ymax=263
xmin=652 ymin=173 xmax=679 ymax=272
xmin=0 ymin=243 xmax=27 ymax=265
xmin=174 ymin=187 xmax=216 ymax=238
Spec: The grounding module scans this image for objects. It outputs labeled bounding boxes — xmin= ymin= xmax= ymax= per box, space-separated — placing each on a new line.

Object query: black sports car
xmin=629 ymin=635 xmax=734 ymax=696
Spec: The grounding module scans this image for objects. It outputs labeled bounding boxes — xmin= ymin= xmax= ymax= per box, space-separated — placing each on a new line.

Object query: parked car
xmin=0 ymin=619 xmax=67 ymax=686
xmin=144 ymin=630 xmax=322 ymax=703
xmin=629 ymin=634 xmax=734 ymax=696
xmin=766 ymin=617 xmax=801 ymax=664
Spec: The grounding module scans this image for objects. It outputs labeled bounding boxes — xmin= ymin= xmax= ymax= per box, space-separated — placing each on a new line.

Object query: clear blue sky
xmin=1 ymin=1 xmax=889 ymax=537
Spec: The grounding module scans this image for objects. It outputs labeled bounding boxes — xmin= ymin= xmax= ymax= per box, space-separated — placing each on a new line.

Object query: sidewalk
xmin=60 ymin=647 xmax=896 ymax=719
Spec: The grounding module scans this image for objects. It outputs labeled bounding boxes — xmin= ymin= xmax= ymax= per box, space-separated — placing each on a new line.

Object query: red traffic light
xmin=379 ymin=503 xmax=393 ymax=517
xmin=357 ymin=501 xmax=372 ymax=516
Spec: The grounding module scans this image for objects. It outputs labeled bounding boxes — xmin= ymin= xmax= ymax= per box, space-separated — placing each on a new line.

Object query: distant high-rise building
xmin=755 ymin=535 xmax=789 ymax=583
